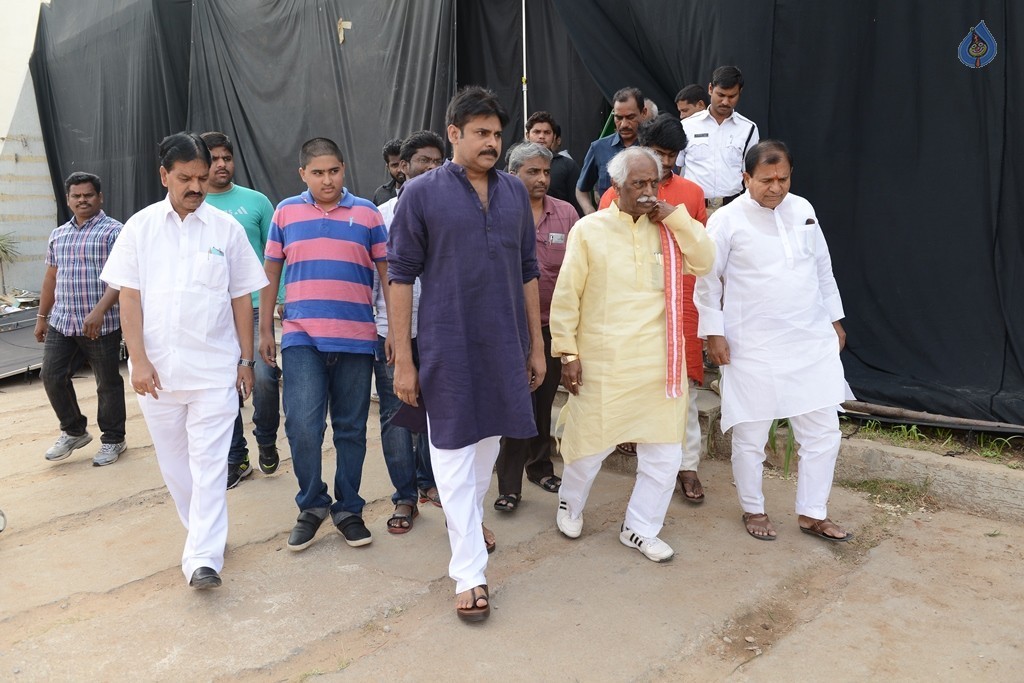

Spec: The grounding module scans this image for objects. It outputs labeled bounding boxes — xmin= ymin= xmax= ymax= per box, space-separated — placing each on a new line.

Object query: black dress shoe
xmin=189 ymin=566 xmax=222 ymax=589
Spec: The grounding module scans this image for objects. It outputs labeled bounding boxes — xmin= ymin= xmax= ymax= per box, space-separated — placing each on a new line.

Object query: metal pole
xmin=521 ymin=0 xmax=528 ymax=129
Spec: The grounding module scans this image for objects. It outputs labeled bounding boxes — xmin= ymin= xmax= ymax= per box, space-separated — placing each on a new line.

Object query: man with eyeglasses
xmin=371 ymin=130 xmax=446 ymax=534
xmin=575 ymin=87 xmax=647 ymax=215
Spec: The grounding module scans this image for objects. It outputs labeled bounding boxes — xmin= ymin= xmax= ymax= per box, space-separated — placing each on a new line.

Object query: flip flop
xmin=386 ymin=505 xmax=418 ymax=535
xmin=677 ymin=471 xmax=705 ymax=504
xmin=742 ymin=512 xmax=777 ymax=541
xmin=616 ymin=442 xmax=637 ymax=456
xmin=483 ymin=526 xmax=496 ymax=554
xmin=456 ymin=584 xmax=490 ymax=623
xmin=493 ymin=493 xmax=520 ymax=512
xmin=800 ymin=518 xmax=853 ymax=542
xmin=528 ymin=475 xmax=561 ymax=493
xmin=418 ymin=487 xmax=443 ymax=508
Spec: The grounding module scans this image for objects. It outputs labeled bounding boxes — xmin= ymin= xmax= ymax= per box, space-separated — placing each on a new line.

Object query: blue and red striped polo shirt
xmin=265 ymin=189 xmax=386 ymax=354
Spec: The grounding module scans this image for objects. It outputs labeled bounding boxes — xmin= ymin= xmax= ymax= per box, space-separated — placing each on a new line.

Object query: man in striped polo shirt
xmin=259 ymin=138 xmax=389 ymax=551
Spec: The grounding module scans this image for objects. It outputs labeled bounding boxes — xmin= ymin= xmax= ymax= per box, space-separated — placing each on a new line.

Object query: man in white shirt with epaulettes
xmin=678 ymin=65 xmax=759 ymax=216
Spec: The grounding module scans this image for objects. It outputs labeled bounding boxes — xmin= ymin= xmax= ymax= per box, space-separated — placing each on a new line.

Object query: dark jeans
xmin=228 ymin=309 xmax=282 ymax=465
xmin=282 ymin=345 xmax=372 ymax=521
xmin=495 ymin=326 xmax=561 ymax=494
xmin=41 ymin=326 xmax=126 ymax=443
xmin=373 ymin=335 xmax=434 ymax=506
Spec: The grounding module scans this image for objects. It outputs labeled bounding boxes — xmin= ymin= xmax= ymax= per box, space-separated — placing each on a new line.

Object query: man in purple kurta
xmin=388 ymin=86 xmax=546 ymax=623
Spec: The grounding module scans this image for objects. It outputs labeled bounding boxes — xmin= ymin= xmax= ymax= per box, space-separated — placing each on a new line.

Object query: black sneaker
xmin=226 ymin=458 xmax=252 ymax=489
xmin=287 ymin=508 xmax=327 ymax=551
xmin=258 ymin=444 xmax=280 ymax=475
xmin=336 ymin=516 xmax=372 ymax=547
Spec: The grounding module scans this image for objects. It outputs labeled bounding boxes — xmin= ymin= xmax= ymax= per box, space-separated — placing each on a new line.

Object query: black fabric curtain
xmin=26 ymin=0 xmax=1024 ymax=423
xmin=30 ymin=0 xmax=193 ymax=224
xmin=554 ymin=0 xmax=1022 ymax=424
xmin=455 ymin=0 xmax=608 ymax=167
xmin=186 ymin=0 xmax=455 ymax=204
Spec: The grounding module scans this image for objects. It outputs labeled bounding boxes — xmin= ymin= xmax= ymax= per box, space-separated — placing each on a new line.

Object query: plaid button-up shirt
xmin=45 ymin=210 xmax=123 ymax=336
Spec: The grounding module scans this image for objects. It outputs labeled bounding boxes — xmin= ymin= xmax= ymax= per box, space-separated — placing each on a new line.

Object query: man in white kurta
xmin=550 ymin=147 xmax=715 ymax=562
xmin=694 ymin=140 xmax=854 ymax=542
xmin=101 ymin=133 xmax=268 ymax=587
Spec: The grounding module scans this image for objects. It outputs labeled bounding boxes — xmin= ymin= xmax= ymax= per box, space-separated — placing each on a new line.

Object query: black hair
xmin=525 ymin=110 xmax=561 ymax=138
xmin=612 ymin=87 xmax=644 ymax=110
xmin=711 ymin=66 xmax=744 ymax=90
xmin=158 ymin=132 xmax=211 ymax=170
xmin=382 ymin=138 xmax=402 ymax=162
xmin=674 ymin=84 xmax=710 ymax=107
xmin=399 ymin=130 xmax=445 ymax=163
xmin=300 ymin=137 xmax=344 ymax=168
xmin=64 ymin=171 xmax=101 ymax=194
xmin=638 ymin=113 xmax=688 ymax=152
xmin=744 ymin=140 xmax=793 ymax=175
xmin=445 ymin=86 xmax=510 ymax=130
xmin=200 ymin=131 xmax=233 ymax=154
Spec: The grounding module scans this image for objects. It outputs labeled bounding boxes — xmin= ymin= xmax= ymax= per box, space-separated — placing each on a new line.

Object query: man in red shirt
xmin=599 ymin=113 xmax=709 ymax=504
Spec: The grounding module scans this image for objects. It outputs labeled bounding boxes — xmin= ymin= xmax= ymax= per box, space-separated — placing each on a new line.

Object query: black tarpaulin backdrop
xmin=29 ymin=0 xmax=1024 ymax=425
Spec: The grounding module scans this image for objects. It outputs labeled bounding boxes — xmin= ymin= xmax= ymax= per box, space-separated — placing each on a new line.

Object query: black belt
xmin=705 ymin=192 xmax=741 ymax=208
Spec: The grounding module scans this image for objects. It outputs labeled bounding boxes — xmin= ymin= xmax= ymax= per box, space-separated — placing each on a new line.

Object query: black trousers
xmin=495 ymin=326 xmax=562 ymax=495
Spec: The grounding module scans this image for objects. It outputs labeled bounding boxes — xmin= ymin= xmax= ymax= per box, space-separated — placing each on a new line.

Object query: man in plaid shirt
xmin=34 ymin=172 xmax=127 ymax=466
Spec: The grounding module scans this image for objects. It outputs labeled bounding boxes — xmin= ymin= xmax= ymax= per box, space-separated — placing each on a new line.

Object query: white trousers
xmin=427 ymin=421 xmax=501 ymax=594
xmin=680 ymin=379 xmax=702 ymax=471
xmin=138 ymin=386 xmax=236 ymax=582
xmin=561 ymin=442 xmax=682 ymax=538
xmin=730 ymin=406 xmax=841 ymax=519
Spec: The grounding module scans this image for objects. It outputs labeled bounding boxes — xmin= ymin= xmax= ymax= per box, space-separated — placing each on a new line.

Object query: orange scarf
xmin=659 ymin=223 xmax=686 ymax=398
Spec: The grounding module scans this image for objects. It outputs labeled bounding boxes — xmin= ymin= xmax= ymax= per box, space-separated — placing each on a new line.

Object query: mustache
xmin=185 ymin=191 xmax=204 ymax=198
xmin=637 ymin=195 xmax=657 ymax=204
xmin=479 ymin=149 xmax=498 ymax=157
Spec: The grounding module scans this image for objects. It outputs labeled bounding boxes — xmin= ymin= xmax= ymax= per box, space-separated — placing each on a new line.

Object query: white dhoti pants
xmin=730 ymin=406 xmax=841 ymax=519
xmin=680 ymin=379 xmax=702 ymax=471
xmin=427 ymin=421 xmax=501 ymax=594
xmin=138 ymin=386 xmax=236 ymax=582
xmin=560 ymin=442 xmax=682 ymax=538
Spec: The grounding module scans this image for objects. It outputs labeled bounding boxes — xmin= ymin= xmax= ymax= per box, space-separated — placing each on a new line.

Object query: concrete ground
xmin=1 ymin=368 xmax=1022 ymax=682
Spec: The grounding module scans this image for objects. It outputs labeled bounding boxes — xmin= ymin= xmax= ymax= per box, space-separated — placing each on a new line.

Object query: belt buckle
xmin=708 ymin=197 xmax=725 ymax=209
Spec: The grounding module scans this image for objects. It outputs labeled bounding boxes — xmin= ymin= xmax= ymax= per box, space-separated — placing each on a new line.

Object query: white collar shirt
xmin=694 ymin=192 xmax=852 ymax=429
xmin=100 ymin=197 xmax=269 ymax=391
xmin=372 ymin=196 xmax=421 ymax=338
xmin=678 ymin=109 xmax=759 ymax=198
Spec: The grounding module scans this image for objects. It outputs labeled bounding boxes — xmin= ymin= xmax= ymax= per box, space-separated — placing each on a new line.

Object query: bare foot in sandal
xmin=799 ymin=515 xmax=853 ymax=542
xmin=456 ymin=585 xmax=490 ymax=622
xmin=482 ymin=524 xmax=496 ymax=553
xmin=742 ymin=512 xmax=777 ymax=540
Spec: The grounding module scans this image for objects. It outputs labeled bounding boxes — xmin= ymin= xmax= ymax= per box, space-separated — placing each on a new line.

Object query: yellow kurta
xmin=549 ymin=202 xmax=716 ymax=462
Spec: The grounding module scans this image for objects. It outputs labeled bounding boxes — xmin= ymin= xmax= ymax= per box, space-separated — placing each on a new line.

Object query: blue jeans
xmin=41 ymin=326 xmax=126 ymax=443
xmin=228 ymin=309 xmax=282 ymax=465
xmin=282 ymin=345 xmax=372 ymax=520
xmin=374 ymin=335 xmax=435 ymax=506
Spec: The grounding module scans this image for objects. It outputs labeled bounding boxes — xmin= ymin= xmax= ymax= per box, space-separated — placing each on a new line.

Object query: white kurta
xmin=694 ymin=193 xmax=853 ymax=431
xmin=550 ymin=203 xmax=716 ymax=461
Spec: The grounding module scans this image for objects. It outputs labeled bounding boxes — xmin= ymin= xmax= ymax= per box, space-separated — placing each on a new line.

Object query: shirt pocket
xmin=792 ymin=225 xmax=817 ymax=259
xmin=542 ymin=232 xmax=567 ymax=252
xmin=193 ymin=252 xmax=229 ymax=291
xmin=687 ymin=141 xmax=713 ymax=162
xmin=649 ymin=255 xmax=666 ymax=291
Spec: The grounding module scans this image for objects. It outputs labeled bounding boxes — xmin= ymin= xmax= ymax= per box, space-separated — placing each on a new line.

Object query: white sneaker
xmin=45 ymin=431 xmax=93 ymax=461
xmin=556 ymin=499 xmax=583 ymax=538
xmin=93 ymin=441 xmax=126 ymax=467
xmin=619 ymin=523 xmax=674 ymax=562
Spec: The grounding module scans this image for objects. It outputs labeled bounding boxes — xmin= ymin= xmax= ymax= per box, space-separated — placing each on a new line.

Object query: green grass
xmin=839 ymin=478 xmax=934 ymax=509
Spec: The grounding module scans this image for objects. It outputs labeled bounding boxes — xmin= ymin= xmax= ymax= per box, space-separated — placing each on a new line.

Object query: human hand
xmin=237 ymin=365 xmax=254 ymax=401
xmin=82 ymin=309 xmax=103 ymax=339
xmin=34 ymin=317 xmax=48 ymax=343
xmin=833 ymin=321 xmax=847 ymax=352
xmin=394 ymin=359 xmax=420 ymax=406
xmin=527 ymin=350 xmax=546 ymax=391
xmin=707 ymin=335 xmax=731 ymax=366
xmin=647 ymin=199 xmax=678 ymax=224
xmin=561 ymin=359 xmax=582 ymax=395
xmin=131 ymin=358 xmax=162 ymax=399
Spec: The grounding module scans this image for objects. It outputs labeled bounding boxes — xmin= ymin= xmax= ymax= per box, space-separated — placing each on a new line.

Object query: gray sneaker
xmin=45 ymin=432 xmax=93 ymax=461
xmin=93 ymin=441 xmax=126 ymax=467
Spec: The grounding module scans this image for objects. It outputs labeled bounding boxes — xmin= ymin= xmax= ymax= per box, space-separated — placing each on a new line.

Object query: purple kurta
xmin=388 ymin=160 xmax=540 ymax=449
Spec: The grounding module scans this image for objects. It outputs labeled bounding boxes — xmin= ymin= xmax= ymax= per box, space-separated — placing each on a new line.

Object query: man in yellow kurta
xmin=549 ymin=147 xmax=715 ymax=562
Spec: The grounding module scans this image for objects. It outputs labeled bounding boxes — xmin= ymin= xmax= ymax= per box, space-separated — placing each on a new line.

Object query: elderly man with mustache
xmin=550 ymin=146 xmax=715 ymax=562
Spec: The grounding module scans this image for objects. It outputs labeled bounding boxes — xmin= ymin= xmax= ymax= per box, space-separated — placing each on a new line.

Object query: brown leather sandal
xmin=742 ymin=512 xmax=777 ymax=541
xmin=456 ymin=584 xmax=490 ymax=622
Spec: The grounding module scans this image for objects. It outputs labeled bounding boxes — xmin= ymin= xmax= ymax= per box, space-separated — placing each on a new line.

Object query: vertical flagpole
xmin=522 ymin=0 xmax=528 ymax=130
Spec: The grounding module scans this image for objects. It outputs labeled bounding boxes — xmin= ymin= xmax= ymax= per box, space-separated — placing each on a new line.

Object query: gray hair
xmin=607 ymin=146 xmax=661 ymax=187
xmin=506 ymin=141 xmax=553 ymax=173
xmin=644 ymin=98 xmax=659 ymax=119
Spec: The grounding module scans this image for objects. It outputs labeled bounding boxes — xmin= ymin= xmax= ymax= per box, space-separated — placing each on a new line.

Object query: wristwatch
xmin=238 ymin=358 xmax=256 ymax=368
xmin=560 ymin=354 xmax=579 ymax=365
